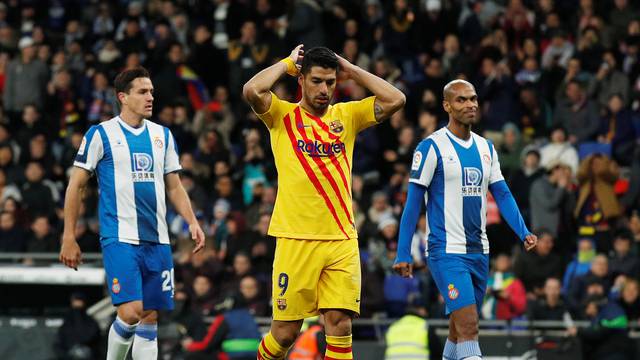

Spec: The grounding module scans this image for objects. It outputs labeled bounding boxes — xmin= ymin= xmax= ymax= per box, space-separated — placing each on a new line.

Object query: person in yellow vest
xmin=385 ymin=303 xmax=435 ymax=360
xmin=287 ymin=316 xmax=326 ymax=360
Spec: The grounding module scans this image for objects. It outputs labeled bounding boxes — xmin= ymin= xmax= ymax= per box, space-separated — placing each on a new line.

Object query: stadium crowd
xmin=0 ymin=0 xmax=640 ymax=358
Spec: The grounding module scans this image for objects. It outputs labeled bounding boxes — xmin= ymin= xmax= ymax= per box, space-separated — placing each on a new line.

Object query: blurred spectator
xmin=474 ymin=56 xmax=517 ymax=133
xmin=509 ymin=148 xmax=543 ymax=223
xmin=554 ymin=57 xmax=591 ymax=104
xmin=228 ymin=21 xmax=269 ymax=100
xmin=189 ymin=275 xmax=218 ymax=317
xmin=575 ymin=27 xmax=605 ymax=75
xmin=221 ymin=252 xmax=254 ymax=298
xmin=176 ymin=249 xmax=224 ymax=293
xmin=194 ymin=129 xmax=230 ymax=170
xmin=0 ymin=142 xmax=24 ymax=185
xmin=53 ymin=292 xmax=101 ymax=360
xmin=541 ymin=29 xmax=574 ymax=70
xmin=529 ymin=162 xmax=574 ymax=238
xmin=528 ymin=277 xmax=573 ymax=322
xmin=384 ymin=301 xmax=433 ymax=360
xmin=441 ymin=33 xmax=469 ymax=79
xmin=188 ymin=24 xmax=227 ymax=90
xmin=0 ymin=168 xmax=21 ymax=203
xmin=514 ymin=230 xmax=563 ymax=297
xmin=516 ymin=85 xmax=551 ymax=143
xmin=553 ymin=80 xmax=600 ymax=145
xmin=563 ymin=238 xmax=597 ymax=294
xmin=567 ymin=255 xmax=612 ymax=314
xmin=46 ymin=69 xmax=81 ymax=139
xmin=481 ymin=254 xmax=527 ymax=321
xmin=192 ymin=86 xmax=234 ymax=147
xmin=85 ymin=71 xmax=116 ymax=124
xmin=151 ymin=42 xmax=188 ymax=109
xmin=616 ymin=278 xmax=640 ymax=322
xmin=21 ymin=161 xmax=57 ymax=219
xmin=182 ymin=297 xmax=261 ymax=360
xmin=238 ymin=275 xmax=269 ymax=317
xmin=288 ymin=316 xmax=325 ymax=360
xmin=608 ymin=230 xmax=640 ymax=279
xmin=588 ymin=50 xmax=630 ymax=110
xmin=539 ymin=127 xmax=579 ymax=176
xmin=0 ymin=210 xmax=26 ymax=252
xmin=568 ymin=294 xmax=636 ymax=360
xmin=24 ymin=215 xmax=57 ymax=255
xmin=241 ymin=128 xmax=269 ymax=206
xmin=15 ymin=104 xmax=45 ymax=149
xmin=287 ymin=0 xmax=325 ymax=49
xmin=609 ymin=0 xmax=639 ymax=45
xmin=497 ymin=123 xmax=524 ymax=180
xmin=3 ymin=36 xmax=48 ymax=124
xmin=574 ymin=154 xmax=622 ymax=253
xmin=597 ymin=93 xmax=636 ymax=165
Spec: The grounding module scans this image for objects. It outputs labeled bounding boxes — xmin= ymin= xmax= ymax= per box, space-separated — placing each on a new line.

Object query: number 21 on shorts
xmin=162 ymin=268 xmax=175 ymax=297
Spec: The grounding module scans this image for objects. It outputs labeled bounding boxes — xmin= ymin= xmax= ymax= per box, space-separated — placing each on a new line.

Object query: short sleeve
xmin=73 ymin=126 xmax=103 ymax=172
xmin=164 ymin=128 xmax=182 ymax=174
xmin=255 ymin=92 xmax=288 ymax=129
xmin=488 ymin=141 xmax=505 ymax=184
xmin=350 ymin=96 xmax=377 ymax=132
xmin=409 ymin=139 xmax=438 ymax=187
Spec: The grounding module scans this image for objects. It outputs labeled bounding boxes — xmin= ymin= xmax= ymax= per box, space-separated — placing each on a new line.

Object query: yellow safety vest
xmin=384 ymin=315 xmax=430 ymax=360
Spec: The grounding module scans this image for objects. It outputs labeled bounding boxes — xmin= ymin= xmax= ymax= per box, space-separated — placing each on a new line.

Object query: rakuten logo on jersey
xmin=297 ymin=140 xmax=345 ymax=158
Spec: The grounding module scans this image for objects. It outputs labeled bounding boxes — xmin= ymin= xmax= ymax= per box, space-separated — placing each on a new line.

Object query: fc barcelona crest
xmin=276 ymin=298 xmax=287 ymax=310
xmin=329 ymin=120 xmax=344 ymax=133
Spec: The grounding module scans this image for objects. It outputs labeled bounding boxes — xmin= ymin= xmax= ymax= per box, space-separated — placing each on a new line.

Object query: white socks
xmin=107 ymin=316 xmax=137 ymax=360
xmin=107 ymin=317 xmax=158 ymax=360
xmin=457 ymin=340 xmax=482 ymax=359
xmin=132 ymin=323 xmax=158 ymax=360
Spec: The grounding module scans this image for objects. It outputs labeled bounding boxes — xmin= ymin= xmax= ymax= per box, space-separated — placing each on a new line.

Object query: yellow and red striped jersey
xmin=256 ymin=93 xmax=377 ymax=240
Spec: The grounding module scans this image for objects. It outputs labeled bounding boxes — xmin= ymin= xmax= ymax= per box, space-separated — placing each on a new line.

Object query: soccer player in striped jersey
xmin=59 ymin=67 xmax=205 ymax=360
xmin=243 ymin=45 xmax=405 ymax=360
xmin=393 ymin=80 xmax=537 ymax=360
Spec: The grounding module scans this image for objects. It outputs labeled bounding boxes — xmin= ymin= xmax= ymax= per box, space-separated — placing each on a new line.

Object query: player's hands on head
xmin=289 ymin=44 xmax=304 ymax=73
xmin=59 ymin=235 xmax=82 ymax=270
xmin=334 ymin=53 xmax=354 ymax=79
xmin=524 ymin=233 xmax=537 ymax=251
xmin=392 ymin=261 xmax=413 ymax=278
xmin=189 ymin=223 xmax=205 ymax=253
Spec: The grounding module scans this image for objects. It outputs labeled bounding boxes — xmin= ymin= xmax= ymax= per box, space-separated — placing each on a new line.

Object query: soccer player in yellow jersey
xmin=243 ymin=45 xmax=405 ymax=360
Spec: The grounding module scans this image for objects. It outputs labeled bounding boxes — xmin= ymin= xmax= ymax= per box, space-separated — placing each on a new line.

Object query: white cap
xmin=18 ymin=37 xmax=34 ymax=50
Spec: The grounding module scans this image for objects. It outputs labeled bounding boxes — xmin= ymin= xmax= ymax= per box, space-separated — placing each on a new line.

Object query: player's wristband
xmin=280 ymin=57 xmax=299 ymax=76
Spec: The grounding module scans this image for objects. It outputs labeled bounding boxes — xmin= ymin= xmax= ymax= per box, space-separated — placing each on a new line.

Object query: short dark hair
xmin=300 ymin=47 xmax=338 ymax=75
xmin=114 ymin=66 xmax=150 ymax=99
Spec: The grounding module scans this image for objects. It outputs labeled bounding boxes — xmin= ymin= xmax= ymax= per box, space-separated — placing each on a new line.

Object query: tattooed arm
xmin=335 ymin=54 xmax=406 ymax=122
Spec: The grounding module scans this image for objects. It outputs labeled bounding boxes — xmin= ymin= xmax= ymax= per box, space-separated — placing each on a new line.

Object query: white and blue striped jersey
xmin=74 ymin=117 xmax=181 ymax=245
xmin=409 ymin=127 xmax=504 ymax=256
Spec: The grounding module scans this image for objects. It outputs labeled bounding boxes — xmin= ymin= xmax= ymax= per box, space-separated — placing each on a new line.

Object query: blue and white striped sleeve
xmin=488 ymin=140 xmax=505 ymax=184
xmin=164 ymin=128 xmax=182 ymax=174
xmin=73 ymin=126 xmax=103 ymax=172
xmin=409 ymin=139 xmax=437 ymax=187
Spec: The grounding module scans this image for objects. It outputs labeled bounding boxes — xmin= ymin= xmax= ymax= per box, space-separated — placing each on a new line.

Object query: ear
xmin=117 ymin=92 xmax=126 ymax=106
xmin=442 ymin=100 xmax=451 ymax=114
xmin=297 ymin=75 xmax=303 ymax=88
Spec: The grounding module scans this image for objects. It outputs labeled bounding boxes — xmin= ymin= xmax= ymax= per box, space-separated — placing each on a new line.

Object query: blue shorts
xmin=427 ymin=253 xmax=489 ymax=316
xmin=102 ymin=239 xmax=175 ymax=310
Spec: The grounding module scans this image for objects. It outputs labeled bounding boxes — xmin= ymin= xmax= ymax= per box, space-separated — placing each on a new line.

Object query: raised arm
xmin=60 ymin=167 xmax=92 ymax=269
xmin=242 ymin=44 xmax=304 ymax=114
xmin=336 ymin=54 xmax=406 ymax=121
